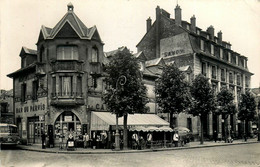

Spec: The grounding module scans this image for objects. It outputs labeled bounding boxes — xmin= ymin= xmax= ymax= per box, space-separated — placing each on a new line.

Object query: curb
xmin=17 ymin=141 xmax=259 ymax=154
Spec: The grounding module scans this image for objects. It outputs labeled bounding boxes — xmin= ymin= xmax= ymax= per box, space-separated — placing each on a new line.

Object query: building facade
xmin=0 ymin=89 xmax=14 ymax=124
xmin=136 ymin=5 xmax=253 ymax=139
xmin=8 ymin=3 xmax=106 ymax=144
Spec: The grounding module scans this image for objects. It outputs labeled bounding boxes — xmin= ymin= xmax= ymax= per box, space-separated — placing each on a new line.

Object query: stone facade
xmin=8 ymin=3 xmax=106 ymax=144
xmin=0 ymin=89 xmax=14 ymax=124
xmin=137 ymin=5 xmax=253 ymax=139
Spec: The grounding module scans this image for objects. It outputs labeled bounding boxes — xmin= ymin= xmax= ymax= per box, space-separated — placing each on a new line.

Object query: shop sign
xmin=16 ymin=102 xmax=46 ymax=113
xmin=65 ymin=116 xmax=72 ymax=122
xmin=87 ymin=103 xmax=106 ymax=111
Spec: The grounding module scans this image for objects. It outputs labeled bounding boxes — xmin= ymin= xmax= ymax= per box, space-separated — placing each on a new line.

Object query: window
xmin=221 ymin=69 xmax=225 ymax=81
xmin=59 ymin=76 xmax=73 ymax=96
xmin=1 ymin=103 xmax=8 ymax=113
xmin=57 ymin=46 xmax=78 ymax=60
xmin=91 ymin=47 xmax=99 ymax=62
xmin=32 ymin=80 xmax=39 ymax=100
xmin=202 ymin=62 xmax=206 ymax=76
xmin=200 ymin=40 xmax=204 ymax=51
xmin=220 ymin=49 xmax=223 ymax=59
xmin=212 ymin=66 xmax=216 ymax=79
xmin=228 ymin=52 xmax=231 ymax=63
xmin=76 ymin=76 xmax=82 ymax=96
xmin=237 ymin=74 xmax=241 ymax=86
xmin=197 ymin=30 xmax=200 ymax=35
xmin=211 ymin=44 xmax=214 ymax=55
xmin=52 ymin=76 xmax=56 ymax=96
xmin=39 ymin=47 xmax=44 ymax=62
xmin=21 ymin=83 xmax=27 ymax=102
xmin=187 ymin=118 xmax=192 ymax=132
xmin=22 ymin=57 xmax=26 ymax=68
xmin=172 ymin=117 xmax=177 ymax=128
xmin=229 ymin=72 xmax=233 ymax=84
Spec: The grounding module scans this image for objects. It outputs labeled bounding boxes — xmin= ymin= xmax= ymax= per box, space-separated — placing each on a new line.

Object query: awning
xmin=91 ymin=112 xmax=172 ymax=132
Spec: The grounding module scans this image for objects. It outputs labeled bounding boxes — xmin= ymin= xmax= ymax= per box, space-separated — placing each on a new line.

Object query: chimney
xmin=217 ymin=31 xmax=222 ymax=43
xmin=190 ymin=15 xmax=196 ymax=32
xmin=207 ymin=25 xmax=214 ymax=40
xmin=175 ymin=5 xmax=182 ymax=26
xmin=146 ymin=17 xmax=152 ymax=32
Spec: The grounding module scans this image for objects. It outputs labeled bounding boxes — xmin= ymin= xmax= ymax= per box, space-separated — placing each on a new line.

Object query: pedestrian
xmin=244 ymin=133 xmax=247 ymax=142
xmin=83 ymin=133 xmax=89 ymax=148
xmin=213 ymin=130 xmax=217 ymax=142
xmin=147 ymin=133 xmax=152 ymax=148
xmin=41 ymin=131 xmax=46 ymax=149
xmin=92 ymin=131 xmax=97 ymax=149
xmin=58 ymin=130 xmax=63 ymax=150
xmin=173 ymin=131 xmax=179 ymax=147
xmin=217 ymin=132 xmax=222 ymax=142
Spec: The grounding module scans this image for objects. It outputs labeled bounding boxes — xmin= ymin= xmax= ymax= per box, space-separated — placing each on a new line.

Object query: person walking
xmin=173 ymin=131 xmax=179 ymax=147
xmin=58 ymin=130 xmax=63 ymax=150
xmin=41 ymin=131 xmax=46 ymax=149
xmin=213 ymin=130 xmax=217 ymax=142
xmin=83 ymin=133 xmax=89 ymax=148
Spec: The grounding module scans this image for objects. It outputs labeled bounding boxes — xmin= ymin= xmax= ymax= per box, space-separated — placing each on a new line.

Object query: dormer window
xmin=211 ymin=44 xmax=214 ymax=55
xmin=220 ymin=48 xmax=223 ymax=59
xmin=91 ymin=46 xmax=99 ymax=62
xmin=22 ymin=57 xmax=26 ymax=68
xmin=57 ymin=46 xmax=78 ymax=60
xmin=200 ymin=40 xmax=204 ymax=51
xmin=197 ymin=30 xmax=200 ymax=35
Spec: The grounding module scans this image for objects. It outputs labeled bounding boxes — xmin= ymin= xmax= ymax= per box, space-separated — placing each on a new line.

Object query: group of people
xmin=131 ymin=133 xmax=153 ymax=149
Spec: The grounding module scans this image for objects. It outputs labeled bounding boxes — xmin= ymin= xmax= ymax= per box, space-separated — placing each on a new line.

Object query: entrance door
xmin=28 ymin=121 xmax=35 ymax=143
xmin=68 ymin=122 xmax=75 ymax=131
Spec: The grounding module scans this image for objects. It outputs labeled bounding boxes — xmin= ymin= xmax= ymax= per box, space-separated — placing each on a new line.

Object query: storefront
xmin=54 ymin=111 xmax=82 ymax=144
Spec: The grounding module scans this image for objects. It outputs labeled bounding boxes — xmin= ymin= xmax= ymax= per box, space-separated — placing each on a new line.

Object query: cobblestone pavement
xmin=1 ymin=143 xmax=260 ymax=167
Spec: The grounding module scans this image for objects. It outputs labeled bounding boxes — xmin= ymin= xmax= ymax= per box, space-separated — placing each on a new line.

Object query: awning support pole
xmin=164 ymin=131 xmax=166 ymax=148
xmin=115 ymin=113 xmax=120 ymax=151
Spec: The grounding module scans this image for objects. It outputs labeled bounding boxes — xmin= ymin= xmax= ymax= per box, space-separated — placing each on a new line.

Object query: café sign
xmin=16 ymin=102 xmax=46 ymax=113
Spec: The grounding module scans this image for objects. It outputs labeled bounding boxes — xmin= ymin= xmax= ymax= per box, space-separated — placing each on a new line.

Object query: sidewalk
xmin=17 ymin=138 xmax=259 ymax=154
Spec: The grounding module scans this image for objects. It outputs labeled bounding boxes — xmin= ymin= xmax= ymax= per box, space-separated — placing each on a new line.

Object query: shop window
xmin=57 ymin=46 xmax=78 ymax=60
xmin=91 ymin=47 xmax=99 ymax=62
xmin=21 ymin=83 xmax=27 ymax=102
xmin=32 ymin=80 xmax=39 ymax=100
xmin=59 ymin=76 xmax=73 ymax=96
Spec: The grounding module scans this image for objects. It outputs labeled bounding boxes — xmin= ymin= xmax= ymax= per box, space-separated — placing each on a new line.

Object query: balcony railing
xmin=36 ymin=63 xmax=46 ymax=76
xmin=89 ymin=62 xmax=101 ymax=75
xmin=51 ymin=92 xmax=84 ymax=106
xmin=51 ymin=60 xmax=83 ymax=72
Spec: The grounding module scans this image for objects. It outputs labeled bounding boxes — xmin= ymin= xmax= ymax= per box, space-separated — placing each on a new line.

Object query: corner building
xmin=137 ymin=5 xmax=253 ymax=139
xmin=8 ymin=4 xmax=106 ymax=144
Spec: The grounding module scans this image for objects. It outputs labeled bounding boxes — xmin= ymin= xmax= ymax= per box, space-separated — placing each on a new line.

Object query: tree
xmin=155 ymin=64 xmax=191 ymax=128
xmin=216 ymin=87 xmax=236 ymax=142
xmin=189 ymin=74 xmax=217 ymax=144
xmin=104 ymin=51 xmax=148 ymax=149
xmin=238 ymin=90 xmax=257 ymax=137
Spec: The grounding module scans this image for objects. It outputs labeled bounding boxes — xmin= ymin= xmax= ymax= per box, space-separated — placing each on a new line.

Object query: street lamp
xmin=111 ymin=75 xmax=127 ymax=151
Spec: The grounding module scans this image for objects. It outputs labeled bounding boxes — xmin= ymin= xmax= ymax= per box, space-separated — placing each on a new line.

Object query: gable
xmin=91 ymin=29 xmax=102 ymax=42
xmin=37 ymin=31 xmax=45 ymax=44
xmin=55 ymin=22 xmax=80 ymax=38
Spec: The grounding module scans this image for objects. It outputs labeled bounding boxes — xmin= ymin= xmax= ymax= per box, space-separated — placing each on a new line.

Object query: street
xmin=1 ymin=143 xmax=260 ymax=167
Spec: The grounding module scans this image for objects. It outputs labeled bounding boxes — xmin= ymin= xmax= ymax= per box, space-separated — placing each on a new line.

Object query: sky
xmin=0 ymin=0 xmax=260 ymax=90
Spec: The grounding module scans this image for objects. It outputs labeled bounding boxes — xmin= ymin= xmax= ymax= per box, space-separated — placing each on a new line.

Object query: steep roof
xmin=21 ymin=46 xmax=37 ymax=55
xmin=105 ymin=46 xmax=129 ymax=58
xmin=38 ymin=3 xmax=103 ymax=42
xmin=145 ymin=57 xmax=165 ymax=67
